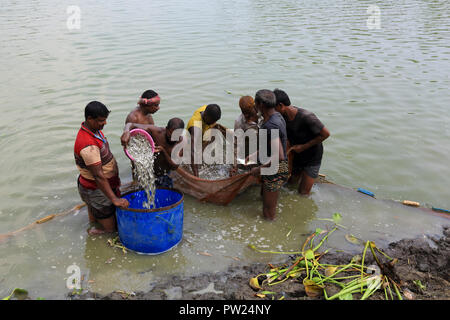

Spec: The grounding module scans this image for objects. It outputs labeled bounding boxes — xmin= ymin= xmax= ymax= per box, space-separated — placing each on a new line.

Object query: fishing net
xmin=170 ymin=123 xmax=260 ymax=205
xmin=170 ymin=167 xmax=259 ymax=205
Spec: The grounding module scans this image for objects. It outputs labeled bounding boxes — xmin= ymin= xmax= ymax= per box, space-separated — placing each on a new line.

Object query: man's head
xmin=139 ymin=89 xmax=160 ymax=114
xmin=202 ymin=104 xmax=221 ymax=126
xmin=166 ymin=117 xmax=185 ymax=144
xmin=254 ymin=89 xmax=276 ymax=112
xmin=84 ymin=101 xmax=110 ymax=131
xmin=239 ymin=96 xmax=257 ymax=121
xmin=273 ymin=88 xmax=291 ymax=113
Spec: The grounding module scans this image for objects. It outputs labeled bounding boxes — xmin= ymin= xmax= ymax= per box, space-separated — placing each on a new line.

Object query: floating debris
xmin=402 ymin=200 xmax=420 ymax=207
xmin=345 ymin=234 xmax=362 ymax=245
xmin=357 ymin=188 xmax=375 ymax=197
xmin=107 ymin=236 xmax=127 ymax=254
xmin=432 ymin=207 xmax=450 ymax=214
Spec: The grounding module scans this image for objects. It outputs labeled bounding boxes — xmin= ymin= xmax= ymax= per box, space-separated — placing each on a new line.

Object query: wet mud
xmin=73 ymin=227 xmax=450 ymax=301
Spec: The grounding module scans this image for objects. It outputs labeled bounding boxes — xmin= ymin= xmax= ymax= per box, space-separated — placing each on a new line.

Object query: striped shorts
xmin=261 ymin=160 xmax=289 ymax=192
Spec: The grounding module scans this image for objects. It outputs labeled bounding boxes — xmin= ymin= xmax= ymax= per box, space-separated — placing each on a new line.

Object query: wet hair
xmin=204 ymin=104 xmax=221 ymax=123
xmin=239 ymin=96 xmax=255 ymax=113
xmin=141 ymin=89 xmax=158 ymax=99
xmin=273 ymin=88 xmax=291 ymax=106
xmin=85 ymin=101 xmax=110 ymax=119
xmin=167 ymin=117 xmax=185 ymax=130
xmin=255 ymin=89 xmax=276 ymax=109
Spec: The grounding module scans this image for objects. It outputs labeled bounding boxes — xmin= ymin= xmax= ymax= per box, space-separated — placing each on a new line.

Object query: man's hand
xmin=250 ymin=166 xmax=261 ymax=177
xmin=120 ymin=131 xmax=131 ymax=147
xmin=288 ymin=144 xmax=306 ymax=154
xmin=113 ymin=197 xmax=129 ymax=209
xmin=154 ymin=145 xmax=165 ymax=154
xmin=245 ymin=152 xmax=258 ymax=165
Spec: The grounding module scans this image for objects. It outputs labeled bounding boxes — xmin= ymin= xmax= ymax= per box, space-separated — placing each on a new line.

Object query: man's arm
xmin=251 ymin=137 xmax=283 ymax=177
xmin=121 ymin=122 xmax=157 ymax=147
xmin=87 ymin=164 xmax=128 ymax=208
xmin=154 ymin=145 xmax=179 ymax=171
xmin=288 ymin=127 xmax=330 ymax=154
xmin=189 ymin=126 xmax=201 ymax=177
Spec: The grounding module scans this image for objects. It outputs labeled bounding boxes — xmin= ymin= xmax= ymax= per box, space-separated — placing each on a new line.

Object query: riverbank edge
xmin=72 ymin=226 xmax=449 ymax=301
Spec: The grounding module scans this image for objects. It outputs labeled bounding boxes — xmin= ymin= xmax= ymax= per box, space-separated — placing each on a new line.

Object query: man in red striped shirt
xmin=74 ymin=101 xmax=128 ymax=235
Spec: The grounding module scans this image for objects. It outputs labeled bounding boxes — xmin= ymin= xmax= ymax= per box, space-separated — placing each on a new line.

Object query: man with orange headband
xmin=124 ymin=89 xmax=161 ymax=180
xmin=125 ymin=89 xmax=161 ymax=126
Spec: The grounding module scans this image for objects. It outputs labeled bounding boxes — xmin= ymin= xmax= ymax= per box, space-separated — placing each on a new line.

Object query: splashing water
xmin=127 ymin=134 xmax=156 ymax=209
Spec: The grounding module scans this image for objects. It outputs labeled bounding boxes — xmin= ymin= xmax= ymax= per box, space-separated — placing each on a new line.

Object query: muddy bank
xmin=73 ymin=227 xmax=450 ymax=300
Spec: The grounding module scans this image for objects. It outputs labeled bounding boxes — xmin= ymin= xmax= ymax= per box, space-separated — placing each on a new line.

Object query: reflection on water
xmin=0 ymin=0 xmax=449 ymax=298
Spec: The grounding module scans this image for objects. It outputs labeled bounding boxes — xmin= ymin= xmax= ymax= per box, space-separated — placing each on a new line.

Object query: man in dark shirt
xmin=249 ymin=89 xmax=289 ymax=220
xmin=273 ymin=89 xmax=330 ymax=195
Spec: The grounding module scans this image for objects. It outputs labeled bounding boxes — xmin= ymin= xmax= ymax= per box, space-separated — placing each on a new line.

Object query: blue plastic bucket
xmin=116 ymin=188 xmax=184 ymax=255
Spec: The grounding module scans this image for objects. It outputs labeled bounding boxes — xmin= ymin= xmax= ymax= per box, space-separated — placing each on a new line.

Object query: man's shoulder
xmin=75 ymin=128 xmax=98 ymax=153
xmin=196 ymin=105 xmax=207 ymax=112
xmin=127 ymin=108 xmax=153 ymax=124
xmin=127 ymin=107 xmax=143 ymax=118
xmin=296 ymin=107 xmax=317 ymax=119
xmin=262 ymin=113 xmax=286 ymax=129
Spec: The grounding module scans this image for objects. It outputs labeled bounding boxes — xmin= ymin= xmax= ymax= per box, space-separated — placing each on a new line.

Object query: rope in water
xmin=353 ymin=184 xmax=449 ymax=216
xmin=0 ymin=203 xmax=86 ymax=243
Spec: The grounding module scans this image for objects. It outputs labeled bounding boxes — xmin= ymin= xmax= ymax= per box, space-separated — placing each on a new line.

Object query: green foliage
xmin=248 ymin=213 xmax=404 ymax=300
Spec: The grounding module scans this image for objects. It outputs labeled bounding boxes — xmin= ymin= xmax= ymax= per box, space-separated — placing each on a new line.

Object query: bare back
xmin=125 ymin=107 xmax=154 ymax=125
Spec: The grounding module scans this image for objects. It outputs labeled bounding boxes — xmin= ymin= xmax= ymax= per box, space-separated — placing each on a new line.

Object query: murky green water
xmin=0 ymin=0 xmax=449 ymax=299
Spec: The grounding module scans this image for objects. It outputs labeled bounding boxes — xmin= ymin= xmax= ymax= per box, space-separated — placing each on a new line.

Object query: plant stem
xmin=369 ymin=242 xmax=383 ymax=270
xmin=316 ymin=263 xmax=354 ymax=285
xmin=392 ymin=282 xmax=403 ymax=300
xmin=313 ymin=227 xmax=337 ymax=252
xmin=361 ymin=241 xmax=370 ymax=293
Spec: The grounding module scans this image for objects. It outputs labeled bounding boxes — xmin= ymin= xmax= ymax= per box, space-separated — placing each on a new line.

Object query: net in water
xmin=172 ymin=124 xmax=260 ymax=205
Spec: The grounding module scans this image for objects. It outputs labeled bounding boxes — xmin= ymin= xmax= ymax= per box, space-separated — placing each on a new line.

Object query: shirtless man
xmin=125 ymin=89 xmax=161 ymax=126
xmin=125 ymin=89 xmax=161 ymax=179
xmin=121 ymin=118 xmax=185 ymax=188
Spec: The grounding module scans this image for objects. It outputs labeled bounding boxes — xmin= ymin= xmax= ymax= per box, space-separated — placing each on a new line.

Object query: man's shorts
xmin=261 ymin=160 xmax=290 ymax=192
xmin=77 ymin=181 xmax=117 ymax=220
xmin=292 ymin=163 xmax=321 ymax=179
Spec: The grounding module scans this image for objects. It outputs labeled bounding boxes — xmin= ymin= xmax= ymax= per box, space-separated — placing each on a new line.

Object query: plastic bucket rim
xmin=119 ymin=187 xmax=184 ymax=213
xmin=124 ymin=128 xmax=155 ymax=161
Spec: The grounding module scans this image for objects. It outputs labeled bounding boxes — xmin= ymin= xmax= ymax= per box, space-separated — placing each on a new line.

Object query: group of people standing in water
xmin=74 ymin=88 xmax=330 ymax=234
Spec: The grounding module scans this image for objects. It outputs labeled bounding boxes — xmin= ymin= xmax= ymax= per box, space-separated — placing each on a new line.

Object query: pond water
xmin=0 ymin=0 xmax=449 ymax=299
